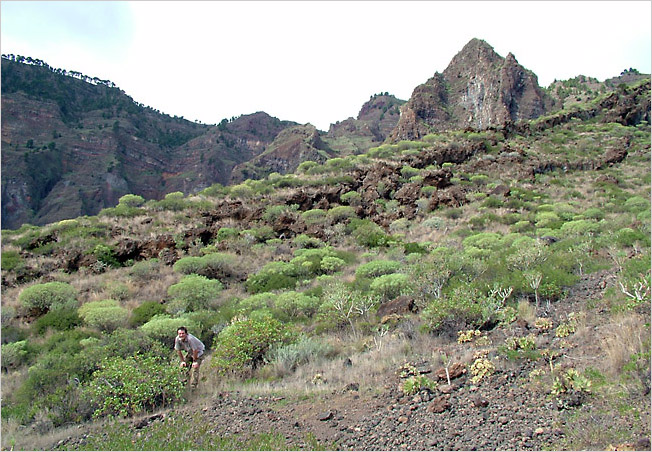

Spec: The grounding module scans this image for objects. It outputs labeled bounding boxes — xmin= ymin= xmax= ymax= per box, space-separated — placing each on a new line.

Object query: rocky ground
xmin=47 ymin=269 xmax=650 ymax=451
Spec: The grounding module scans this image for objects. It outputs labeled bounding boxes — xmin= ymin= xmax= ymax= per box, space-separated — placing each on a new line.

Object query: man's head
xmin=177 ymin=326 xmax=188 ymax=340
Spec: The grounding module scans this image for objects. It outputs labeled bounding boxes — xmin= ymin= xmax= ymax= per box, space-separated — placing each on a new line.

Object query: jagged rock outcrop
xmin=389 ymin=38 xmax=558 ymax=141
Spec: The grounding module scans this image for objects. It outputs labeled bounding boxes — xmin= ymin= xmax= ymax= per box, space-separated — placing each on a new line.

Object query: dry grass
xmin=517 ymin=298 xmax=537 ymax=323
xmin=602 ymin=312 xmax=650 ymax=377
xmin=204 ymin=325 xmax=449 ymax=401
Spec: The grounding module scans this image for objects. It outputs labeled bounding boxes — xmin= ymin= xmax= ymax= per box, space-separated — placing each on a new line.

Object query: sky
xmin=2 ymin=1 xmax=651 ymax=131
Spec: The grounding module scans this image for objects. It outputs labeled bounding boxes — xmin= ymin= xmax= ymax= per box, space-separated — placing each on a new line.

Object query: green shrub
xmin=241 ymin=225 xmax=275 ymax=243
xmin=128 ymin=259 xmax=160 ymax=281
xmin=462 ymin=232 xmax=503 ymax=251
xmin=211 ymin=316 xmax=296 ymax=376
xmin=99 ymin=203 xmax=145 ymax=218
xmin=624 ymin=195 xmax=650 ymax=212
xmin=78 ymin=299 xmax=130 ymax=332
xmin=118 ymin=194 xmax=145 ymax=208
xmin=238 ymin=292 xmax=277 ymax=313
xmin=293 ymin=234 xmax=323 ymax=249
xmin=320 ymin=256 xmax=346 ymax=273
xmin=355 ymin=260 xmax=401 ymax=279
xmin=263 ymin=204 xmax=298 ymax=223
xmin=327 ymin=206 xmax=357 ymax=222
xmin=152 ymin=191 xmax=187 ymax=211
xmin=534 ymin=211 xmax=562 ymax=228
xmin=351 ymin=220 xmax=392 ymax=248
xmin=172 ymin=256 xmax=203 ymax=275
xmin=173 ymin=252 xmax=240 ymax=280
xmin=297 ymin=160 xmax=318 ymax=173
xmin=1 ymin=340 xmax=34 ymax=370
xmin=340 ymin=191 xmax=362 ymax=206
xmin=130 ymin=301 xmax=167 ymax=327
xmin=614 ymin=227 xmax=650 ymax=247
xmin=2 ymin=250 xmax=23 ymax=272
xmin=289 ymin=247 xmax=342 ymax=278
xmin=140 ymin=315 xmax=201 ymax=345
xmin=400 ymin=165 xmax=419 ymax=179
xmin=228 ymin=183 xmax=255 ymax=199
xmin=511 ymin=220 xmax=533 ymax=233
xmin=560 ymin=219 xmax=601 ymax=236
xmin=422 ymin=286 xmax=484 ymax=332
xmin=90 ymin=328 xmax=166 ymax=361
xmin=167 ymin=274 xmax=223 ymax=313
xmin=265 ymin=336 xmax=334 ymax=376
xmin=9 ymin=330 xmax=101 ymax=425
xmin=301 ymin=209 xmax=327 ymax=225
xmin=246 ymin=261 xmax=297 ymax=294
xmin=92 ymin=244 xmax=120 ymax=268
xmin=83 ymin=353 xmax=184 ymax=418
xmin=33 ymin=307 xmax=81 ymax=334
xmin=18 ymin=281 xmax=78 ymax=316
xmin=215 ymin=227 xmax=240 ymax=242
xmin=274 ymin=291 xmax=322 ymax=318
xmin=581 ymin=207 xmax=605 ymax=220
xmin=370 ymin=273 xmax=412 ymax=300
xmin=400 ymin=375 xmax=438 ymax=395
xmin=481 ymin=196 xmax=504 ymax=208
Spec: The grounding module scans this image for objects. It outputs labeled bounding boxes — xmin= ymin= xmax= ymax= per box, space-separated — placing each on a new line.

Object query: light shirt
xmin=174 ymin=333 xmax=205 ymax=357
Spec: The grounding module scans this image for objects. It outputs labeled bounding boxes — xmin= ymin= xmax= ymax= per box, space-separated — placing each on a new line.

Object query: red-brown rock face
xmin=389 ymin=38 xmax=557 ymax=141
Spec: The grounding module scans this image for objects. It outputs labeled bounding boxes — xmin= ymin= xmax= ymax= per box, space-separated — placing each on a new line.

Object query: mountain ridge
xmin=1 ymin=39 xmax=648 ymax=229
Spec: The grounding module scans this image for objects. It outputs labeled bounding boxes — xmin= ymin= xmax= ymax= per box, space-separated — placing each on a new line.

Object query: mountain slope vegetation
xmin=1 ymin=74 xmax=650 ymax=450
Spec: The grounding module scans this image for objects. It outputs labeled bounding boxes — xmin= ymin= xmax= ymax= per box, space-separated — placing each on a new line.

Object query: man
xmin=174 ymin=326 xmax=205 ymax=389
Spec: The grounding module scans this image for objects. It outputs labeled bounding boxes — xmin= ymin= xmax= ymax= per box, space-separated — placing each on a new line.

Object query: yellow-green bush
xmin=18 ymin=281 xmax=78 ymax=316
xmin=211 ymin=316 xmax=296 ymax=376
xmin=167 ymin=274 xmax=223 ymax=313
xmin=78 ymin=300 xmax=129 ymax=332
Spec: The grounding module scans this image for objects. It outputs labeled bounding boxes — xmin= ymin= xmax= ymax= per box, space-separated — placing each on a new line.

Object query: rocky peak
xmin=389 ymin=38 xmax=557 ymax=141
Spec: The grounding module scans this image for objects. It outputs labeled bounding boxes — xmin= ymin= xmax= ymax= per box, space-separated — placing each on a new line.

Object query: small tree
xmin=319 ymin=283 xmax=379 ymax=339
xmin=118 ymin=194 xmax=145 ymax=208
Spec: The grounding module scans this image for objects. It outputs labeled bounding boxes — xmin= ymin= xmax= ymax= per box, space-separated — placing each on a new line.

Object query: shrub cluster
xmin=211 ymin=316 xmax=296 ymax=376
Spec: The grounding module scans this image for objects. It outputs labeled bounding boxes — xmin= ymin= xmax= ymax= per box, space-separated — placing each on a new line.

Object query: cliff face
xmin=389 ymin=39 xmax=558 ymax=141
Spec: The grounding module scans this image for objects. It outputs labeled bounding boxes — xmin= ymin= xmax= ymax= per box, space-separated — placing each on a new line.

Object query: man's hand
xmin=180 ymin=361 xmax=187 ymax=368
xmin=191 ymin=361 xmax=199 ymax=368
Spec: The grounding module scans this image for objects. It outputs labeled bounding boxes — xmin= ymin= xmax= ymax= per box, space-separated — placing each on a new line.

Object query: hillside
xmin=1 ymin=76 xmax=650 ymax=451
xmin=0 ymin=56 xmax=298 ymax=229
xmin=2 ymin=39 xmax=647 ymax=231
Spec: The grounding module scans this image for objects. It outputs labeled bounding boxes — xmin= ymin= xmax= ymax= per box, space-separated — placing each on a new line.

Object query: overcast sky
xmin=2 ymin=1 xmax=650 ymax=131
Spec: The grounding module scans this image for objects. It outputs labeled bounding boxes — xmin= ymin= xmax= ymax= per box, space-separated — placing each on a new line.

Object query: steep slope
xmin=229 ymin=94 xmax=406 ymax=183
xmin=323 ymin=93 xmax=405 ymax=154
xmin=389 ymin=38 xmax=558 ymax=140
xmin=0 ymin=57 xmax=295 ymax=229
xmin=1 ymin=77 xmax=649 ymax=452
xmin=229 ymin=124 xmax=333 ymax=183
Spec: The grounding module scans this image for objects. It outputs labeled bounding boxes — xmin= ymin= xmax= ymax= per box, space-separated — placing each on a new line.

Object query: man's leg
xmin=190 ymin=355 xmax=204 ymax=388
